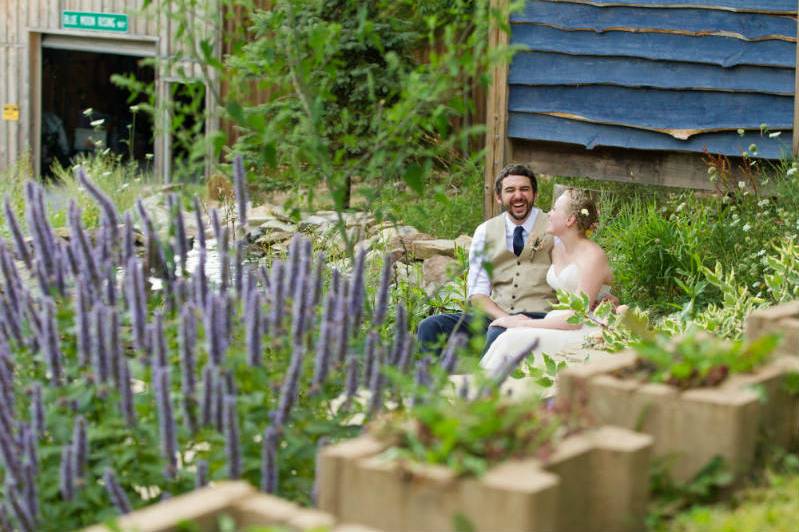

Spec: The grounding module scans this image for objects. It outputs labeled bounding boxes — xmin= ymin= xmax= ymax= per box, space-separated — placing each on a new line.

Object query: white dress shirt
xmin=467 ymin=209 xmax=540 ymax=298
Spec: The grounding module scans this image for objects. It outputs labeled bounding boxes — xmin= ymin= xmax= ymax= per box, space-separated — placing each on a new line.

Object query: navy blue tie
xmin=513 ymin=226 xmax=525 ymax=256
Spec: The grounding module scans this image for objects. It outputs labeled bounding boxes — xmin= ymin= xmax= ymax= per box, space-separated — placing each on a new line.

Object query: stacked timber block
xmin=86 ymin=481 xmax=375 ymax=532
xmin=318 ymin=428 xmax=652 ymax=532
xmin=745 ymin=300 xmax=799 ymax=357
xmin=558 ymin=351 xmax=799 ymax=484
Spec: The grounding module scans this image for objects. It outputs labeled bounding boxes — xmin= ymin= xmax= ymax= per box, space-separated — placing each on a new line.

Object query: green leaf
xmin=402 ymin=164 xmax=425 ymax=195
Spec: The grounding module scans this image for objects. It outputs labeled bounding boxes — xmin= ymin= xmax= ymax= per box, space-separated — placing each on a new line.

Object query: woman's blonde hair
xmin=564 ymin=188 xmax=599 ymax=235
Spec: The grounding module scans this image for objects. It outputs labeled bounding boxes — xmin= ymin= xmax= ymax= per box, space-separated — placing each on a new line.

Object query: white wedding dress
xmin=479 ymin=263 xmax=610 ymax=379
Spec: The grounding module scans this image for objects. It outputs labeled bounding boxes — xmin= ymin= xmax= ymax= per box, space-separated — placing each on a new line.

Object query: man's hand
xmin=490 ymin=314 xmax=534 ymax=329
xmin=469 ymin=294 xmax=509 ymax=321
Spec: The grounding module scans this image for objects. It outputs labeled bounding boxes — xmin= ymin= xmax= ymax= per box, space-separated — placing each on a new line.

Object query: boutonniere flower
xmin=531 ymin=236 xmax=544 ymax=251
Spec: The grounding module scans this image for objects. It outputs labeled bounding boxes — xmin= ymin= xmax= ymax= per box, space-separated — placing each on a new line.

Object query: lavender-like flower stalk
xmin=154 ymin=366 xmax=178 ymax=479
xmin=6 ymin=486 xmax=34 ymax=532
xmin=0 ymin=297 xmax=23 ymax=346
xmin=91 ymin=304 xmax=110 ymax=383
xmin=193 ymin=195 xmax=206 ymax=251
xmin=126 ymin=257 xmax=147 ymax=352
xmin=389 ymin=303 xmax=408 ymax=366
xmin=260 ymin=426 xmax=279 ymax=493
xmin=24 ymin=182 xmax=55 ymax=276
xmin=348 ymin=246 xmax=367 ymax=334
xmin=210 ymin=208 xmax=222 ymax=243
xmin=179 ymin=306 xmax=197 ymax=396
xmin=3 ymin=196 xmax=31 ymax=269
xmin=71 ymin=416 xmax=88 ymax=485
xmin=123 ymin=212 xmax=135 ymax=263
xmin=284 ymin=234 xmax=301 ymax=296
xmin=107 ymin=309 xmax=122 ymax=387
xmin=170 ymin=194 xmax=189 ymax=273
xmin=0 ymin=344 xmax=15 ymax=415
xmin=273 ymin=343 xmax=304 ymax=430
xmin=118 ymin=355 xmax=136 ymax=428
xmin=204 ymin=295 xmax=225 ymax=366
xmin=68 ymin=200 xmax=100 ymax=286
xmin=268 ymin=260 xmax=285 ymax=337
xmin=246 ymin=292 xmax=262 ymax=367
xmin=233 ymin=154 xmax=248 ymax=228
xmin=223 ymin=394 xmax=241 ymax=479
xmin=103 ymin=467 xmax=132 ymax=514
xmin=200 ymin=365 xmax=216 ymax=428
xmin=334 ymin=279 xmax=350 ymax=364
xmin=310 ymin=289 xmax=335 ymax=390
xmin=75 ymin=166 xmax=120 ymax=242
xmin=74 ymin=276 xmax=92 ymax=366
xmin=41 ymin=299 xmax=63 ymax=386
xmin=367 ymin=346 xmax=385 ymax=416
xmin=441 ymin=333 xmax=467 ymax=374
xmin=397 ymin=335 xmax=415 ymax=373
xmin=290 ymin=261 xmax=308 ymax=348
xmin=194 ymin=247 xmax=208 ymax=308
xmin=345 ymin=349 xmax=359 ymax=401
xmin=59 ymin=445 xmax=74 ymax=501
xmin=372 ymin=253 xmax=393 ymax=327
xmin=0 ymin=419 xmax=21 ymax=484
xmin=152 ymin=312 xmax=167 ymax=368
xmin=304 ymin=252 xmax=324 ymax=323
xmin=104 ymin=263 xmax=117 ymax=307
xmin=489 ymin=338 xmax=540 ymax=388
xmin=0 ymin=242 xmax=21 ymax=316
xmin=235 ymin=240 xmax=245 ymax=298
xmin=22 ymin=456 xmax=39 ymax=520
xmin=362 ymin=331 xmax=378 ymax=387
xmin=29 ymin=385 xmax=44 ymax=441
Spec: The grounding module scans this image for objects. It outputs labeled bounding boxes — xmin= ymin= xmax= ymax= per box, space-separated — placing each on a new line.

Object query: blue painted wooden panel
xmin=513 ymin=1 xmax=796 ymax=40
xmin=511 ymin=24 xmax=795 ymax=67
xmin=507 ymin=112 xmax=790 ymax=158
xmin=509 ymin=52 xmax=794 ymax=94
xmin=508 ymin=85 xmax=793 ymax=132
xmin=540 ymin=0 xmax=796 ymax=14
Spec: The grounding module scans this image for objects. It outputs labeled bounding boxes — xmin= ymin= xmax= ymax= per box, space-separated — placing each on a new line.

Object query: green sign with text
xmin=62 ymin=11 xmax=129 ymax=33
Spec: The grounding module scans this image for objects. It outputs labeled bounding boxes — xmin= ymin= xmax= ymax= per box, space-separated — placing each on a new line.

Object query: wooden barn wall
xmin=504 ymin=0 xmax=797 ymax=186
xmin=0 ymin=0 xmax=215 ymax=173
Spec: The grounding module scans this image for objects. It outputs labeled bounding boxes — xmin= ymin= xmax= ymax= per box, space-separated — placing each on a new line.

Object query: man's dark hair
xmin=494 ymin=164 xmax=537 ymax=197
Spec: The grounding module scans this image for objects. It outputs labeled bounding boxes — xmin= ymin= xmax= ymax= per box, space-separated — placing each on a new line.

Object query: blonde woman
xmin=479 ymin=188 xmax=613 ymax=378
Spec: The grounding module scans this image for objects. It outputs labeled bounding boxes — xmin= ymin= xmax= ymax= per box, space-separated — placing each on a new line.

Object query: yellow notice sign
xmin=2 ymin=104 xmax=19 ymax=121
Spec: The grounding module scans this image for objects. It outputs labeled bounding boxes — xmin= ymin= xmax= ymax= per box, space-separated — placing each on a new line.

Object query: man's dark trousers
xmin=416 ymin=311 xmax=547 ymax=356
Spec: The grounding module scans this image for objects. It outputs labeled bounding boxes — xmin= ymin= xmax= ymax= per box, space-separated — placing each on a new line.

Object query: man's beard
xmin=504 ymin=199 xmax=532 ymax=221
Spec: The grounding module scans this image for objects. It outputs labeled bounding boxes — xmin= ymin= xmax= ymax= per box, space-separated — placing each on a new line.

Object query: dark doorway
xmin=41 ymin=48 xmax=154 ymax=177
xmin=170 ymin=80 xmax=206 ymax=181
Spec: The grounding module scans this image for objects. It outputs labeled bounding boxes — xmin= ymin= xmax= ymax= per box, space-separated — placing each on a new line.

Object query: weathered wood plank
xmin=794 ymin=3 xmax=799 ymax=157
xmin=508 ymin=112 xmax=791 ymax=158
xmin=508 ymin=85 xmax=794 ymax=134
xmin=511 ymin=24 xmax=796 ymax=68
xmin=510 ymin=52 xmax=795 ymax=94
xmin=539 ymin=0 xmax=796 ymax=15
xmin=511 ymin=139 xmax=754 ymax=190
xmin=485 ymin=0 xmax=512 ymax=219
xmin=514 ymin=1 xmax=796 ymax=42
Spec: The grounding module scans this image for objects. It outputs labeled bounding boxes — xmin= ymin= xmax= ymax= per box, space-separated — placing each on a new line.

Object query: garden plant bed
xmin=317 ymin=427 xmax=652 ymax=532
xmin=745 ymin=301 xmax=799 ymax=357
xmin=557 ymin=351 xmax=799 ymax=483
xmin=85 ymin=481 xmax=370 ymax=532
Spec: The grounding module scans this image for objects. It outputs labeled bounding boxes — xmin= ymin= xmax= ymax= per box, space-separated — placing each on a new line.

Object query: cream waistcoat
xmin=484 ymin=212 xmax=555 ymax=314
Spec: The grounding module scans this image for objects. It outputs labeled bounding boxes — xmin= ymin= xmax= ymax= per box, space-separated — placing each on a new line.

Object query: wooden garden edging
xmin=746 ymin=301 xmax=799 ymax=357
xmin=557 ymin=351 xmax=799 ymax=484
xmin=85 ymin=481 xmax=372 ymax=532
xmin=317 ymin=427 xmax=652 ymax=532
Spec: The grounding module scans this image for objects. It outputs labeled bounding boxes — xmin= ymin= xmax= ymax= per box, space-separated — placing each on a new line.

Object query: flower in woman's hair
xmin=580 ymin=208 xmax=589 ymax=216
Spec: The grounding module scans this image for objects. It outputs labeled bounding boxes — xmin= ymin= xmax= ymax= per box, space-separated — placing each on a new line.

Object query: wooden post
xmin=793 ymin=0 xmax=799 ymax=157
xmin=484 ymin=0 xmax=511 ymax=220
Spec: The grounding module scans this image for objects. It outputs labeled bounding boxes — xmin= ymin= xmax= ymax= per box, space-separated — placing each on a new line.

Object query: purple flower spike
xmin=59 ymin=445 xmax=74 ymax=502
xmin=334 ymin=279 xmax=350 ymax=364
xmin=108 ymin=309 xmax=122 ymax=387
xmin=103 ymin=467 xmax=132 ymax=514
xmin=441 ymin=333 xmax=466 ymax=374
xmin=171 ymin=194 xmax=189 ymax=273
xmin=179 ymin=306 xmax=197 ymax=396
xmin=235 ymin=240 xmax=245 ymax=298
xmin=490 ymin=339 xmax=540 ymax=388
xmin=273 ymin=343 xmax=305 ymax=430
xmin=260 ymin=426 xmax=279 ymax=494
xmin=233 ymin=154 xmax=248 ymax=228
xmin=0 ymin=420 xmax=22 ymax=484
xmin=246 ymin=292 xmax=262 ymax=367
xmin=367 ymin=347 xmax=385 ymax=416
xmin=195 ymin=459 xmax=209 ymax=489
xmin=41 ymin=299 xmax=64 ymax=386
xmin=75 ymin=166 xmax=120 ymax=241
xmin=348 ymin=246 xmax=367 ymax=333
xmin=200 ymin=365 xmax=215 ymax=428
xmin=285 ymin=234 xmax=301 ymax=296
xmin=7 ymin=486 xmax=35 ymax=532
xmin=268 ymin=260 xmax=285 ymax=336
xmin=290 ymin=269 xmax=308 ymax=348
xmin=397 ymin=335 xmax=415 ymax=374
xmin=153 ymin=312 xmax=167 ymax=368
xmin=91 ymin=304 xmax=110 ymax=383
xmin=71 ymin=416 xmax=88 ymax=482
xmin=24 ymin=182 xmax=55 ymax=276
xmin=305 ymin=253 xmax=324 ymax=322
xmin=205 ymin=295 xmax=225 ymax=366
xmin=22 ymin=454 xmax=39 ymax=519
xmin=390 ymin=303 xmax=408 ymax=366
xmin=362 ymin=331 xmax=378 ymax=386
xmin=310 ymin=289 xmax=336 ymax=390
xmin=154 ymin=366 xmax=178 ymax=480
xmin=195 ymin=247 xmax=208 ymax=308
xmin=223 ymin=394 xmax=241 ymax=479
xmin=118 ymin=355 xmax=136 ymax=428
xmin=74 ymin=276 xmax=92 ymax=366
xmin=4 ymin=196 xmax=31 ymax=269
xmin=125 ymin=257 xmax=148 ymax=352
xmin=123 ymin=212 xmax=135 ymax=262
xmin=193 ymin=196 xmax=206 ymax=252
xmin=68 ymin=200 xmax=100 ymax=286
xmin=345 ymin=350 xmax=359 ymax=401
xmin=373 ymin=254 xmax=393 ymax=327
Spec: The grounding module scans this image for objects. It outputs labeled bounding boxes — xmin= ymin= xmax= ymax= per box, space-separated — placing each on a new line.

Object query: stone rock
xmin=454 ymin=234 xmax=472 ymax=251
xmin=260 ymin=219 xmax=297 ymax=234
xmin=422 ymin=255 xmax=457 ymax=296
xmin=394 ymin=262 xmax=423 ymax=287
xmin=411 ymin=239 xmax=456 ymax=259
xmin=255 ymin=231 xmax=294 ymax=247
xmin=364 ymin=225 xmax=432 ymax=252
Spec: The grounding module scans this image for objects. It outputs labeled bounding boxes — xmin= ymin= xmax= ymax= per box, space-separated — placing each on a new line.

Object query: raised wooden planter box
xmin=318 ymin=426 xmax=652 ymax=532
xmin=558 ymin=351 xmax=799 ymax=483
xmin=746 ymin=301 xmax=799 ymax=357
xmin=86 ymin=481 xmax=373 ymax=532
